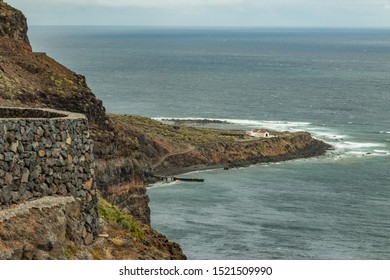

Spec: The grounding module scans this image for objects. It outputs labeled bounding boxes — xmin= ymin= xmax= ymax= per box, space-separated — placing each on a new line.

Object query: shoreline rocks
xmin=152 ymin=131 xmax=332 ymax=177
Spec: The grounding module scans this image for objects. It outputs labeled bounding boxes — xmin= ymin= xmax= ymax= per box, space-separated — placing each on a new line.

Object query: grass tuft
xmin=64 ymin=245 xmax=81 ymax=260
xmin=97 ymin=197 xmax=145 ymax=241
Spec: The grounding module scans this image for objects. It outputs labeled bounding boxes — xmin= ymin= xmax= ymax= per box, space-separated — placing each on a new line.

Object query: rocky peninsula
xmin=0 ymin=1 xmax=331 ymax=259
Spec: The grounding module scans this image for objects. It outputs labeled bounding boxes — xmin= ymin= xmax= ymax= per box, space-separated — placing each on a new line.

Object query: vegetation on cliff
xmin=0 ymin=1 xmax=29 ymax=45
xmin=103 ymin=114 xmax=331 ymax=176
xmin=64 ymin=196 xmax=185 ymax=260
xmin=98 ymin=197 xmax=145 ymax=241
xmin=0 ymin=1 xmax=331 ymax=260
xmin=1 ymin=1 xmax=185 ymax=260
xmin=0 ymin=2 xmax=106 ymax=127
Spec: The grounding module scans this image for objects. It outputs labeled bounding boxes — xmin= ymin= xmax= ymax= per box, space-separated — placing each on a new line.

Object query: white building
xmin=246 ymin=129 xmax=270 ymax=138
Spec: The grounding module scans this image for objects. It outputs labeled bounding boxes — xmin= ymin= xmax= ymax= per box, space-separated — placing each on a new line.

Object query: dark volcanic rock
xmin=95 ymin=158 xmax=151 ymax=225
xmin=0 ymin=1 xmax=29 ymax=46
xmin=0 ymin=1 xmax=186 ymax=260
xmin=0 ymin=1 xmax=332 ymax=261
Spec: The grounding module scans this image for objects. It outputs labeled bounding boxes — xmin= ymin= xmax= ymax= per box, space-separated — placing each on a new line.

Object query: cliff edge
xmin=0 ymin=1 xmax=106 ymax=127
xmin=0 ymin=1 xmax=29 ymax=46
xmin=0 ymin=1 xmax=185 ymax=260
xmin=0 ymin=1 xmax=331 ymax=260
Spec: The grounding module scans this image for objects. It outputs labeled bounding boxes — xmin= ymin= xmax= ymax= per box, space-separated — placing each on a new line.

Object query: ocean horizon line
xmin=29 ymin=25 xmax=390 ymax=30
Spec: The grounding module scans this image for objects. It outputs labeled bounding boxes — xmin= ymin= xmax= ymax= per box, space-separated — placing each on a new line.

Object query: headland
xmin=0 ymin=1 xmax=331 ymax=260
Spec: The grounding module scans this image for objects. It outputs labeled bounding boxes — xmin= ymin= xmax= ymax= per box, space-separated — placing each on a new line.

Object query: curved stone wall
xmin=0 ymin=107 xmax=98 ymax=243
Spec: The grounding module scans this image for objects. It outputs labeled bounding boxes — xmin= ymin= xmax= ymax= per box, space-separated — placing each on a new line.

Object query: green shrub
xmin=64 ymin=245 xmax=80 ymax=260
xmin=97 ymin=197 xmax=145 ymax=241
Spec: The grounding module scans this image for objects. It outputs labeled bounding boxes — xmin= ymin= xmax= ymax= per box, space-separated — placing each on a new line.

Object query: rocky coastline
xmin=0 ymin=1 xmax=331 ymax=260
xmin=150 ymin=131 xmax=331 ymax=178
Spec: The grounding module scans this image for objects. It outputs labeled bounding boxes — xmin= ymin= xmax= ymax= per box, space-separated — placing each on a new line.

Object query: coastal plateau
xmin=0 ymin=1 xmax=331 ymax=259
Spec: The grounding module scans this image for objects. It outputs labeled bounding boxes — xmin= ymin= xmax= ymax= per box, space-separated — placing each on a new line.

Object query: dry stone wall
xmin=0 ymin=107 xmax=98 ymax=243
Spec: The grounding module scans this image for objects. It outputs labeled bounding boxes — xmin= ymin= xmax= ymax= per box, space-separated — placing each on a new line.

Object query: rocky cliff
xmin=0 ymin=1 xmax=184 ymax=260
xmin=155 ymin=132 xmax=330 ymax=175
xmin=107 ymin=115 xmax=332 ymax=178
xmin=0 ymin=2 xmax=106 ymax=127
xmin=0 ymin=1 xmax=29 ymax=46
xmin=0 ymin=195 xmax=185 ymax=260
xmin=0 ymin=1 xmax=331 ymax=260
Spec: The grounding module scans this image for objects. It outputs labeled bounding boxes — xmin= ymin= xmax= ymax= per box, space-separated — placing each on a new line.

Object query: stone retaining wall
xmin=0 ymin=107 xmax=98 ymax=244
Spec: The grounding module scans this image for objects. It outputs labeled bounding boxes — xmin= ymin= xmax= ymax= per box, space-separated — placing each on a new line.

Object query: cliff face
xmin=107 ymin=115 xmax=332 ymax=177
xmin=0 ymin=1 xmax=331 ymax=260
xmin=0 ymin=48 xmax=107 ymax=127
xmin=0 ymin=1 xmax=29 ymax=46
xmin=0 ymin=1 xmax=185 ymax=260
xmin=94 ymin=158 xmax=151 ymax=225
xmin=0 ymin=196 xmax=186 ymax=260
xmin=155 ymin=132 xmax=330 ymax=175
xmin=0 ymin=1 xmax=151 ymax=230
xmin=0 ymin=2 xmax=106 ymax=127
xmin=0 ymin=196 xmax=84 ymax=259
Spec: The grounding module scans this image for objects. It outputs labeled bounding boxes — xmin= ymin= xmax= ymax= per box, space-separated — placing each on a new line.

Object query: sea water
xmin=29 ymin=27 xmax=390 ymax=259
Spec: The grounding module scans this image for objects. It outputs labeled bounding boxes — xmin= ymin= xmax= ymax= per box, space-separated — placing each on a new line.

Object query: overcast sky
xmin=6 ymin=0 xmax=390 ymax=27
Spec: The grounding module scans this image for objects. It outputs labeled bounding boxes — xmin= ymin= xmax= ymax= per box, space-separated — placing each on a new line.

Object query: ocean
xmin=29 ymin=27 xmax=390 ymax=259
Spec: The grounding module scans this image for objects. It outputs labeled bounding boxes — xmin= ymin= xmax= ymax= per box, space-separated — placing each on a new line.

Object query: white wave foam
xmin=345 ymin=151 xmax=367 ymax=155
xmin=309 ymin=130 xmax=349 ymax=140
xmin=345 ymin=151 xmax=389 ymax=157
xmin=224 ymin=119 xmax=311 ymax=131
xmin=335 ymin=142 xmax=389 ymax=157
xmin=373 ymin=149 xmax=389 ymax=154
xmin=379 ymin=131 xmax=390 ymax=134
xmin=336 ymin=141 xmax=386 ymax=149
xmin=148 ymin=181 xmax=179 ymax=189
xmin=155 ymin=117 xmax=311 ymax=131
